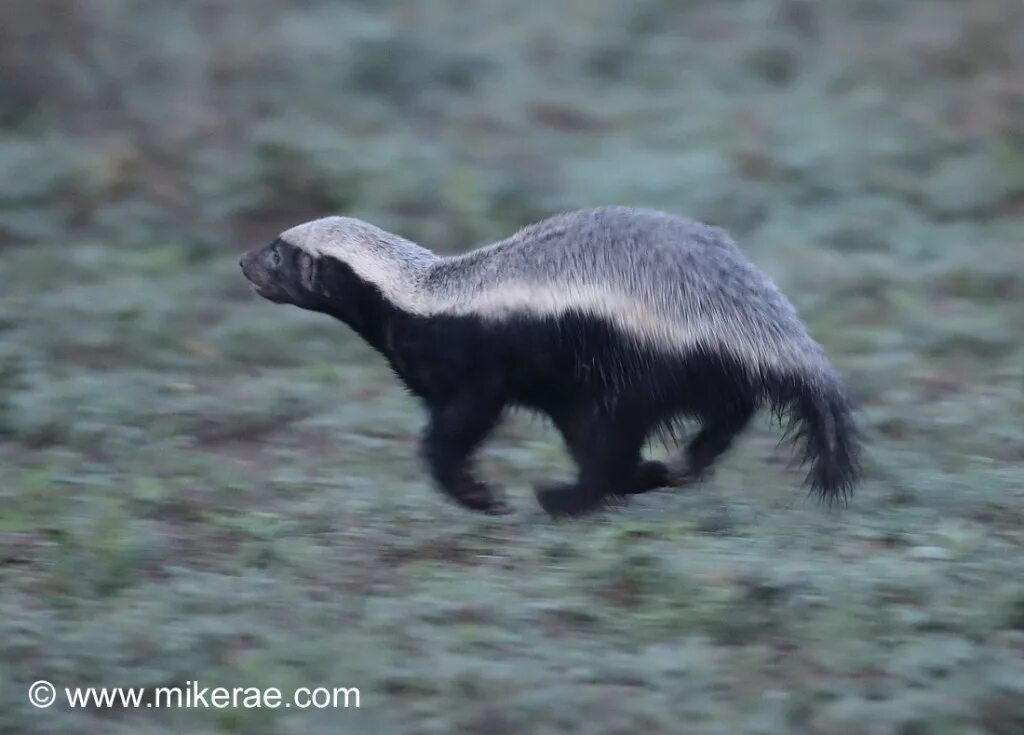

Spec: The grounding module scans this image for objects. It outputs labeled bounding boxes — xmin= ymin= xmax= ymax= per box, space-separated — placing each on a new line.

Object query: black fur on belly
xmin=241 ymin=243 xmax=859 ymax=517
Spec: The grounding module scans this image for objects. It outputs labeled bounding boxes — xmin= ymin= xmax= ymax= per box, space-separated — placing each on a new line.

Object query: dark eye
xmin=268 ymin=248 xmax=282 ymax=269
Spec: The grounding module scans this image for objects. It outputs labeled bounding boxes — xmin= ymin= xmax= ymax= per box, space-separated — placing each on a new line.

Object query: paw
xmin=453 ymin=480 xmax=513 ymax=515
xmin=629 ymin=460 xmax=672 ymax=494
xmin=673 ymin=465 xmax=714 ymax=487
xmin=534 ymin=482 xmax=607 ymax=518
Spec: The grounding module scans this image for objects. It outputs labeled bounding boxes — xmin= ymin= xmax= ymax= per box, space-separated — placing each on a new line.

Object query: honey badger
xmin=239 ymin=206 xmax=860 ymax=517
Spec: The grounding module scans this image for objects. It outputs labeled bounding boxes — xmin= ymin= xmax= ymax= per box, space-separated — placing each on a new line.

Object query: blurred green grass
xmin=0 ymin=1 xmax=1022 ymax=733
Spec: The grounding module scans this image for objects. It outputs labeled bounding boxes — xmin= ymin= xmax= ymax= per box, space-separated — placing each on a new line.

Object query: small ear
xmin=298 ymin=252 xmax=318 ymax=292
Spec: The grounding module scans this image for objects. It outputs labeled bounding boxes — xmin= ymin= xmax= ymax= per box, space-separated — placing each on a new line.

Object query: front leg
xmin=421 ymin=393 xmax=510 ymax=515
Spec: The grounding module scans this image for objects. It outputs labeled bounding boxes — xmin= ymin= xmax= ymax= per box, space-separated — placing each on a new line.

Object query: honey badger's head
xmin=240 ymin=216 xmax=438 ymax=318
xmin=239 ymin=237 xmax=325 ymax=309
xmin=240 ymin=217 xmax=384 ymax=313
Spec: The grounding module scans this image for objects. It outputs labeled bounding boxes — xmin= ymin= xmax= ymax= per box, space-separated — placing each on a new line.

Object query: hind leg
xmin=624 ymin=459 xmax=673 ymax=494
xmin=680 ymin=401 xmax=755 ymax=482
xmin=535 ymin=410 xmax=645 ymax=517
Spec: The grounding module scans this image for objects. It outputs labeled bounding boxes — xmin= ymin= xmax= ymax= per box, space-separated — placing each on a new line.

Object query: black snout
xmin=238 ymin=248 xmax=265 ymax=289
xmin=239 ymin=247 xmax=291 ymax=304
xmin=239 ymin=250 xmax=264 ymax=284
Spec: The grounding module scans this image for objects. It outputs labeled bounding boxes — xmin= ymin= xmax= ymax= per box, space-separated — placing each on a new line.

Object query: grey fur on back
xmin=283 ymin=206 xmax=830 ymax=378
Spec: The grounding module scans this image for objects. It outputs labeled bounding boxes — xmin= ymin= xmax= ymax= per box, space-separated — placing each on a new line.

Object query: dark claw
xmin=483 ymin=496 xmax=514 ymax=516
xmin=534 ymin=482 xmax=607 ymax=518
xmin=628 ymin=459 xmax=673 ymax=494
xmin=674 ymin=465 xmax=714 ymax=487
xmin=454 ymin=480 xmax=512 ymax=515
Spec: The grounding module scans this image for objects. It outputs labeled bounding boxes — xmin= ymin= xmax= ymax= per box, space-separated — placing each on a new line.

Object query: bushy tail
xmin=769 ymin=368 xmax=861 ymax=504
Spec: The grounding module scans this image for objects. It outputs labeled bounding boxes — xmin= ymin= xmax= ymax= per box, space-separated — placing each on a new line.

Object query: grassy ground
xmin=1 ymin=1 xmax=1023 ymax=733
